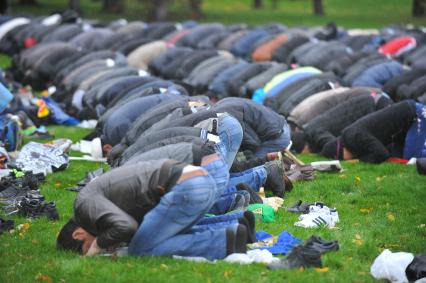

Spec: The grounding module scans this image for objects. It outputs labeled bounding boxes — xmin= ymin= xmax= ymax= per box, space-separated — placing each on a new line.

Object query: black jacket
xmin=304 ymin=93 xmax=393 ymax=152
xmin=215 ymin=97 xmax=287 ymax=151
xmin=118 ymin=127 xmax=206 ymax=166
xmin=342 ymin=100 xmax=416 ymax=163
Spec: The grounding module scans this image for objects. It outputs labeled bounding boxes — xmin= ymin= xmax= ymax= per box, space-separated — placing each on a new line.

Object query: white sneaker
xmin=295 ymin=212 xmax=333 ymax=228
xmin=295 ymin=207 xmax=339 ymax=228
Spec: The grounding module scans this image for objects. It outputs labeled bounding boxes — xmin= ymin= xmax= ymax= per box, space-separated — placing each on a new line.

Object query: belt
xmin=201 ymin=153 xmax=221 ymax=165
xmin=177 ymin=168 xmax=208 ymax=184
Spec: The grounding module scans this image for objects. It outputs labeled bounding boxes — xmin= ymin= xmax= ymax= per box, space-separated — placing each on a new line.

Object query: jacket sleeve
xmin=308 ymin=128 xmax=337 ymax=153
xmin=75 ymin=197 xmax=138 ymax=249
xmin=345 ymin=131 xmax=389 ymax=163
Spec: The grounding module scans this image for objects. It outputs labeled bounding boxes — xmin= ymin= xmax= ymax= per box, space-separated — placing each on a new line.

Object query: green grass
xmin=0 ymin=4 xmax=425 ymax=279
xmin=1 ymin=126 xmax=425 ymax=283
xmin=9 ymin=0 xmax=426 ymax=28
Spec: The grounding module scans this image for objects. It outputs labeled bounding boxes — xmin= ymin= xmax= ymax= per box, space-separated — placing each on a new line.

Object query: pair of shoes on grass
xmin=226 ymin=211 xmax=257 ymax=255
xmin=268 ymin=235 xmax=339 ymax=270
xmin=289 ymin=201 xmax=339 ymax=229
xmin=17 ymin=194 xmax=59 ymax=221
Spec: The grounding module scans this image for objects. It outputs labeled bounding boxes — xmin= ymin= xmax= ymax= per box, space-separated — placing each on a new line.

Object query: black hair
xmin=56 ymin=219 xmax=83 ymax=254
xmin=291 ymin=131 xmax=306 ymax=153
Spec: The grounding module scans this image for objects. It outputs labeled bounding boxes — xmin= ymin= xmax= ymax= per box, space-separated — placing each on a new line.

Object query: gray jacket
xmin=74 ymin=159 xmax=185 ymax=248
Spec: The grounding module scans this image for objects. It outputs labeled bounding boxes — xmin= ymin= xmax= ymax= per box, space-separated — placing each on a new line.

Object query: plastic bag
xmin=371 ymin=249 xmax=414 ymax=283
xmin=16 ymin=141 xmax=70 ymax=175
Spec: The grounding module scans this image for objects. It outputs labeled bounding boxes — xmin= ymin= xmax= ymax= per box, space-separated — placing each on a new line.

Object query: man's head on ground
xmin=320 ymin=138 xmax=354 ymax=160
xmin=291 ymin=130 xmax=306 ymax=154
xmin=57 ymin=219 xmax=95 ymax=255
xmin=100 ymin=136 xmax=112 ymax=156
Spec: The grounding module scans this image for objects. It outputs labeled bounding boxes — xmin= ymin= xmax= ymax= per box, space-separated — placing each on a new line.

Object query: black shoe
xmin=268 ymin=245 xmax=322 ymax=270
xmin=17 ymin=197 xmax=59 ymax=221
xmin=287 ymin=200 xmax=312 ymax=214
xmin=0 ymin=218 xmax=14 ymax=235
xmin=0 ymin=185 xmax=28 ymax=204
xmin=228 ymin=193 xmax=246 ymax=212
xmin=25 ymin=190 xmax=44 ymax=201
xmin=67 ymin=168 xmax=104 ymax=191
xmin=235 ymin=224 xmax=248 ymax=253
xmin=304 ymin=235 xmax=339 ymax=255
xmin=264 ymin=161 xmax=285 ymax=198
xmin=416 ymin=158 xmax=426 ymax=175
xmin=78 ymin=168 xmax=104 ymax=186
xmin=238 ymin=211 xmax=256 ymax=243
xmin=39 ymin=202 xmax=60 ymax=221
xmin=236 ymin=183 xmax=263 ymax=204
xmin=406 ymin=255 xmax=426 ymax=282
xmin=226 ymin=227 xmax=235 ymax=255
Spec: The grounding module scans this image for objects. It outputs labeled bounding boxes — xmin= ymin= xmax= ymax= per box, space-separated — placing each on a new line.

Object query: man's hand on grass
xmin=85 ymin=238 xmax=103 ymax=256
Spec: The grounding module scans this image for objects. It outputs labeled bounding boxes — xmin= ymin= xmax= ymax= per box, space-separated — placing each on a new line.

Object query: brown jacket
xmin=252 ymin=34 xmax=289 ymax=62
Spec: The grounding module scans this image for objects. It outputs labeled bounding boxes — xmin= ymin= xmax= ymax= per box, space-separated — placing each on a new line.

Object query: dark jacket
xmin=242 ymin=63 xmax=288 ymax=98
xmin=271 ymin=36 xmax=310 ymax=63
xmin=122 ymin=98 xmax=201 ymax=146
xmin=215 ymin=97 xmax=287 ymax=151
xmin=277 ymin=76 xmax=340 ymax=117
xmin=297 ymin=42 xmax=350 ymax=70
xmin=304 ymin=92 xmax=393 ymax=152
xmin=288 ymin=87 xmax=375 ymax=127
xmin=185 ymin=56 xmax=237 ymax=93
xmin=343 ymin=54 xmax=389 ymax=85
xmin=208 ymin=61 xmax=248 ymax=98
xmin=119 ymin=127 xmax=205 ymax=165
xmin=177 ymin=24 xmax=225 ymax=48
xmin=341 ymin=100 xmax=417 ymax=163
xmin=383 ymin=68 xmax=426 ymax=101
xmin=41 ymin=24 xmax=82 ymax=43
xmin=54 ymin=50 xmax=120 ymax=85
xmin=396 ymin=75 xmax=426 ymax=101
xmin=124 ymin=142 xmax=216 ymax=167
xmin=267 ymin=73 xmax=339 ymax=112
xmin=74 ymin=159 xmax=185 ymax=248
xmin=125 ymin=136 xmax=208 ymax=164
xmin=101 ymin=93 xmax=180 ymax=146
xmin=148 ymin=47 xmax=193 ymax=77
xmin=226 ymin=62 xmax=272 ymax=98
xmin=176 ymin=50 xmax=218 ymax=80
xmin=352 ymin=61 xmax=403 ymax=88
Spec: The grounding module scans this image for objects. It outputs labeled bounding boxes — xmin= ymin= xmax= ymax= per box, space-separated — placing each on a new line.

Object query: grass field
xmin=8 ymin=0 xmax=426 ymax=28
xmin=0 ymin=4 xmax=425 ymax=281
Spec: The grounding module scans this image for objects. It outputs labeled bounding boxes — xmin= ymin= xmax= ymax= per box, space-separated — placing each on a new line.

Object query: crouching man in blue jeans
xmin=56 ymin=159 xmax=249 ymax=259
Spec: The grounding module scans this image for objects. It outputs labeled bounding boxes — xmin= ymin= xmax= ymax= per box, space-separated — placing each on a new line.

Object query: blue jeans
xmin=229 ymin=165 xmax=267 ymax=191
xmin=193 ymin=211 xmax=244 ymax=233
xmin=217 ymin=114 xmax=243 ymax=168
xmin=201 ymin=156 xmax=229 ymax=199
xmin=208 ymin=189 xmax=249 ymax=215
xmin=404 ymin=103 xmax=426 ymax=159
xmin=128 ymin=173 xmax=228 ymax=260
xmin=254 ymin=123 xmax=291 ymax=157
